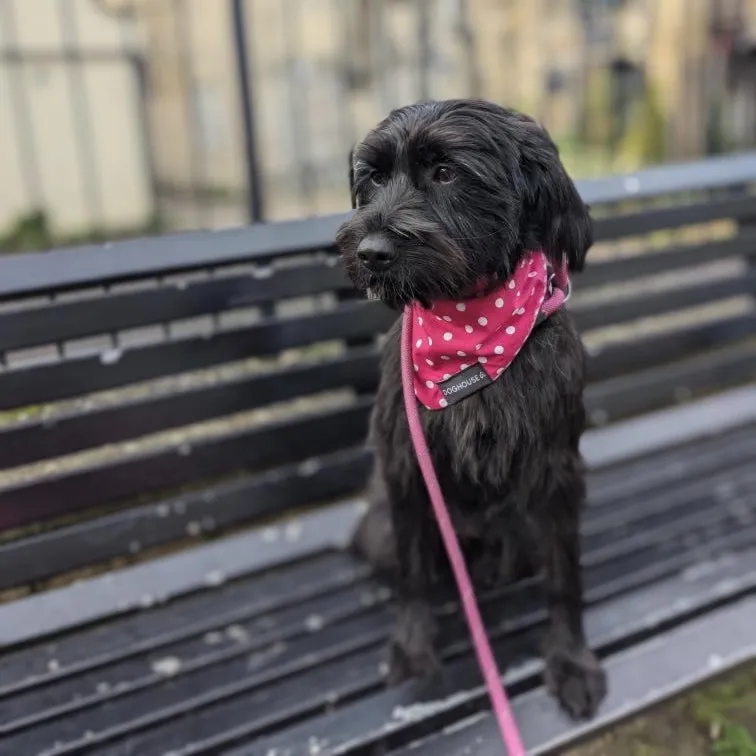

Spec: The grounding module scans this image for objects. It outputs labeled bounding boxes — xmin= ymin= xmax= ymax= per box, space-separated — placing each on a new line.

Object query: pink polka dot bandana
xmin=409 ymin=250 xmax=570 ymax=410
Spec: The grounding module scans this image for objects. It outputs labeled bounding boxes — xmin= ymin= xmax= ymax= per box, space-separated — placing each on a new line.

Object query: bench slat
xmin=0 ymin=301 xmax=395 ymax=411
xmin=0 ymin=399 xmax=372 ymax=531
xmin=579 ymin=232 xmax=756 ymax=289
xmin=593 ymin=193 xmax=756 ymax=240
xmin=575 ymin=150 xmax=756 ymax=204
xmin=0 ymin=448 xmax=371 ymax=591
xmin=586 ymin=340 xmax=756 ymax=424
xmin=0 ymin=217 xmax=343 ymax=300
xmin=587 ymin=311 xmax=756 ymax=382
xmin=0 ymin=349 xmax=379 ymax=470
xmin=574 ymin=271 xmax=756 ymax=332
xmin=0 ymin=263 xmax=348 ymax=353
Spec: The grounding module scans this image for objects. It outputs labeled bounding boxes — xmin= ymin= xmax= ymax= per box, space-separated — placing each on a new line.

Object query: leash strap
xmin=400 ymin=309 xmax=527 ymax=756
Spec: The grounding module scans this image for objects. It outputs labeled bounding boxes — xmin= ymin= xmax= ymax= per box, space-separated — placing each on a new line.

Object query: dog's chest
xmin=423 ymin=390 xmax=524 ymax=499
xmin=373 ymin=313 xmax=585 ymax=502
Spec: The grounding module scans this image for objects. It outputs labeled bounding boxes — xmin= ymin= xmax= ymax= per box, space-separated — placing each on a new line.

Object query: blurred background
xmin=1 ymin=0 xmax=756 ymax=251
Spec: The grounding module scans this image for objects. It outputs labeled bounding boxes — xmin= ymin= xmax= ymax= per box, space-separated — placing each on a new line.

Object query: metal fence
xmin=1 ymin=0 xmax=756 ymax=252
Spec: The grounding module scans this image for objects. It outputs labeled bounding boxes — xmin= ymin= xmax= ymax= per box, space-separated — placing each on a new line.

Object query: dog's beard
xmin=341 ymin=236 xmax=478 ymax=310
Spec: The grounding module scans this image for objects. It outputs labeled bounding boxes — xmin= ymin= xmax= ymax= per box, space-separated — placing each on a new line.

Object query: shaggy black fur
xmin=336 ymin=99 xmax=607 ymax=720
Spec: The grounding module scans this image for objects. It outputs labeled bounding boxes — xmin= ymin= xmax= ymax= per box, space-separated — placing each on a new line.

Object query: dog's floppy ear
xmin=348 ymin=146 xmax=357 ymax=210
xmin=519 ymin=127 xmax=592 ymax=272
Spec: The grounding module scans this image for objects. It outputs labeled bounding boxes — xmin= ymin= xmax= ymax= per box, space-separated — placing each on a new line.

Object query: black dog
xmin=336 ymin=99 xmax=606 ymax=719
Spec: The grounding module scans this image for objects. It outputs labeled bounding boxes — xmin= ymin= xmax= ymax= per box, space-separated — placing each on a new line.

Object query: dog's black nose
xmin=357 ymin=235 xmax=397 ymax=272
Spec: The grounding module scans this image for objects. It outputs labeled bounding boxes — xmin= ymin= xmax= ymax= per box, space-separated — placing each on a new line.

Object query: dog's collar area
xmin=407 ymin=250 xmax=570 ymax=410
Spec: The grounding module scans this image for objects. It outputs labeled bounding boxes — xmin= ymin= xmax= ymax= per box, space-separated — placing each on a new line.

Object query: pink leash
xmin=400 ymin=310 xmax=527 ymax=756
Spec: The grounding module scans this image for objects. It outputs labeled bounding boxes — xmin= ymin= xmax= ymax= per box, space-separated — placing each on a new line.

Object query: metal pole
xmin=231 ymin=0 xmax=264 ymax=222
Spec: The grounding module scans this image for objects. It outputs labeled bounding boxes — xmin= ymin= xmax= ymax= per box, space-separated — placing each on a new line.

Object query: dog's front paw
xmin=386 ymin=599 xmax=439 ymax=685
xmin=545 ymin=644 xmax=606 ymax=720
xmin=387 ymin=637 xmax=440 ymax=685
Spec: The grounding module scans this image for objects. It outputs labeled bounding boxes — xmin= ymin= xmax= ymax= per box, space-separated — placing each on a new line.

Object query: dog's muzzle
xmin=357 ymin=234 xmax=397 ymax=272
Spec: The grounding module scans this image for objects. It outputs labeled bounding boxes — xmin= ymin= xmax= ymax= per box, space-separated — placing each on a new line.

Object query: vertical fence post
xmin=173 ymin=0 xmax=206 ymax=228
xmin=417 ymin=0 xmax=431 ymax=100
xmin=0 ymin=0 xmax=46 ymax=214
xmin=230 ymin=0 xmax=264 ymax=223
xmin=58 ymin=0 xmax=105 ymax=235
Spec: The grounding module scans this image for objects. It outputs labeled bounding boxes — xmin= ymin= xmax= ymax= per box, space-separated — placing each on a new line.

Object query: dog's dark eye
xmin=433 ymin=166 xmax=456 ymax=184
xmin=370 ymin=172 xmax=387 ymax=187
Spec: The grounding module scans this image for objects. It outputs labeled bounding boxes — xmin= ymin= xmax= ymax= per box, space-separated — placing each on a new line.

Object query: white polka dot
xmin=495 ymin=298 xmax=504 ymax=308
xmin=418 ymin=317 xmax=423 ymax=326
xmin=426 ymin=359 xmax=434 ymax=366
xmin=443 ymin=373 xmax=452 ymax=380
xmin=508 ymin=280 xmax=516 ymax=289
xmin=443 ymin=315 xmax=452 ymax=322
xmin=439 ymin=398 xmax=448 ymax=408
xmin=416 ymin=339 xmax=423 ymax=348
xmin=443 ymin=332 xmax=453 ymax=341
xmin=428 ymin=337 xmax=433 ymax=346
xmin=414 ymin=364 xmax=419 ymax=371
xmin=464 ymin=325 xmax=473 ymax=334
xmin=515 ymin=307 xmax=525 ymax=315
xmin=441 ymin=355 xmax=451 ymax=360
xmin=475 ymin=343 xmax=482 ymax=350
xmin=516 ymin=291 xmax=520 ymax=297
xmin=478 ymin=356 xmax=487 ymax=363
xmin=425 ymin=380 xmax=434 ymax=389
xmin=505 ymin=325 xmax=516 ymax=335
xmin=528 ymin=271 xmax=537 ymax=278
xmin=457 ymin=350 xmax=466 ymax=357
xmin=456 ymin=303 xmax=466 ymax=312
xmin=460 ymin=363 xmax=469 ymax=370
xmin=495 ymin=345 xmax=504 ymax=355
xmin=478 ymin=316 xmax=488 ymax=326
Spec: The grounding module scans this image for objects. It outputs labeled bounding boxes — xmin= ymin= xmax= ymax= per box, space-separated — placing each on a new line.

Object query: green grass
xmin=711 ymin=726 xmax=756 ymax=756
xmin=693 ymin=671 xmax=756 ymax=756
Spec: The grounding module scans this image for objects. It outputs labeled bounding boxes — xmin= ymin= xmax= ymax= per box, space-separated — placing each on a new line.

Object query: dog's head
xmin=335 ymin=99 xmax=591 ymax=309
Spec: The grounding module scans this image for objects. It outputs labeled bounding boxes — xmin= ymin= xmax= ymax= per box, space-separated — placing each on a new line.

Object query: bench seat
xmin=0 ymin=391 xmax=754 ymax=755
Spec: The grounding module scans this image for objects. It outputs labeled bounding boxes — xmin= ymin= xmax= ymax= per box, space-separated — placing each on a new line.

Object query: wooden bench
xmin=0 ymin=152 xmax=755 ymax=756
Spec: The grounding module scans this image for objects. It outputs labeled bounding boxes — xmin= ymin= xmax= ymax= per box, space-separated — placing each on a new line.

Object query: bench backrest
xmin=0 ymin=153 xmax=755 ymax=592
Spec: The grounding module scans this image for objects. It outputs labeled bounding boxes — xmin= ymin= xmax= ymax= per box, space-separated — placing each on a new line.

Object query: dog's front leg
xmin=536 ymin=478 xmax=607 ymax=720
xmin=384 ymin=470 xmax=441 ymax=685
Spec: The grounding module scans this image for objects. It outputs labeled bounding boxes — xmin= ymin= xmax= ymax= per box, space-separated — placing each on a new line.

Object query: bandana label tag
xmin=438 ymin=364 xmax=493 ymax=406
